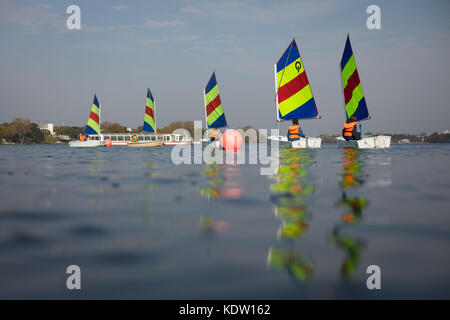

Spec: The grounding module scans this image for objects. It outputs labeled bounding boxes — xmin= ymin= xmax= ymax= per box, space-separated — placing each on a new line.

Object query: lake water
xmin=0 ymin=143 xmax=449 ymax=299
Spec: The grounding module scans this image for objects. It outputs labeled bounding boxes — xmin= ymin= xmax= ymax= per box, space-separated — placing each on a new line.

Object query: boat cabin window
xmin=111 ymin=136 xmax=117 ymax=141
xmin=125 ymin=136 xmax=131 ymax=141
xmin=118 ymin=136 xmax=124 ymax=141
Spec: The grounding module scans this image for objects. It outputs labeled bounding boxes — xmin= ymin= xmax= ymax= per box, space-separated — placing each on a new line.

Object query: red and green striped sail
xmin=84 ymin=95 xmax=100 ymax=135
xmin=204 ymin=72 xmax=227 ymax=128
xmin=275 ymin=38 xmax=318 ymax=121
xmin=340 ymin=35 xmax=369 ymax=121
xmin=143 ymin=88 xmax=156 ymax=133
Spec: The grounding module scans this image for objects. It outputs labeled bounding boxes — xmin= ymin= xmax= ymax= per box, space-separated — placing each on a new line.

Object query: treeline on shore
xmin=1 ymin=118 xmax=450 ymax=144
xmin=0 ymin=119 xmax=55 ymax=144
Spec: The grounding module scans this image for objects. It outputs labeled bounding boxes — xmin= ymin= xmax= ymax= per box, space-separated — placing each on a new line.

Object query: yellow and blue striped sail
xmin=143 ymin=88 xmax=156 ymax=133
xmin=84 ymin=95 xmax=100 ymax=134
xmin=340 ymin=35 xmax=369 ymax=121
xmin=275 ymin=39 xmax=318 ymax=120
xmin=204 ymin=72 xmax=227 ymax=128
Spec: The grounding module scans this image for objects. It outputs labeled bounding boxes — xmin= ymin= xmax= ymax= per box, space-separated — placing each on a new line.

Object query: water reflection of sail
xmin=331 ymin=148 xmax=368 ymax=277
xmin=268 ymin=148 xmax=315 ymax=283
xmin=199 ymin=163 xmax=242 ymax=234
xmin=200 ymin=164 xmax=243 ymax=200
xmin=87 ymin=152 xmax=104 ymax=211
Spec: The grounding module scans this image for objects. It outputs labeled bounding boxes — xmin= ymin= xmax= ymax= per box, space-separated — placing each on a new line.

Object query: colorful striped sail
xmin=143 ymin=88 xmax=156 ymax=133
xmin=275 ymin=39 xmax=318 ymax=121
xmin=204 ymin=72 xmax=227 ymax=128
xmin=340 ymin=35 xmax=369 ymax=121
xmin=84 ymin=95 xmax=101 ymax=134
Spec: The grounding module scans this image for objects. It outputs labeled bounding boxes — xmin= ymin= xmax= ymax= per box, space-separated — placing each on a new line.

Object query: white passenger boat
xmin=267 ymin=38 xmax=321 ymax=149
xmin=163 ymin=133 xmax=193 ymax=146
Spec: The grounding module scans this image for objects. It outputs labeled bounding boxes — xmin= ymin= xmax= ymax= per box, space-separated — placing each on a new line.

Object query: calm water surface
xmin=0 ymin=143 xmax=449 ymax=299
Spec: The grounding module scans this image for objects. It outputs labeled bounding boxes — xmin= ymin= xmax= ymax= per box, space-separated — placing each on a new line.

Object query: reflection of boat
xmin=69 ymin=95 xmax=106 ymax=148
xmin=268 ymin=148 xmax=315 ymax=282
xmin=336 ymin=35 xmax=391 ymax=149
xmin=203 ymin=71 xmax=227 ymax=144
xmin=268 ymin=38 xmax=321 ymax=149
xmin=330 ymin=148 xmax=368 ymax=277
xmin=267 ymin=247 xmax=314 ymax=283
xmin=200 ymin=164 xmax=243 ymax=200
xmin=199 ymin=164 xmax=239 ymax=242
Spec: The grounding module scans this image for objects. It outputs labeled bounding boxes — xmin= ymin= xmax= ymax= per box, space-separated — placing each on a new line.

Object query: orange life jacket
xmin=80 ymin=135 xmax=86 ymax=142
xmin=343 ymin=122 xmax=357 ymax=137
xmin=288 ymin=125 xmax=301 ymax=139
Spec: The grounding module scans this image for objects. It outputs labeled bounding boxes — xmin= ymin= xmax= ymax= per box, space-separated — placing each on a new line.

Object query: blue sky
xmin=0 ymin=0 xmax=449 ymax=134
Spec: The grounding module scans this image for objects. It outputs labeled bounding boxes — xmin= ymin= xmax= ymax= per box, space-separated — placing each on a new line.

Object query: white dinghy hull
xmin=268 ymin=136 xmax=321 ymax=149
xmin=336 ymin=135 xmax=391 ymax=149
xmin=69 ymin=140 xmax=106 ymax=148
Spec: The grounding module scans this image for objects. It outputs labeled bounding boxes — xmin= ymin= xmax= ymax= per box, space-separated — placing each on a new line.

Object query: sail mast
xmin=274 ymin=64 xmax=280 ymax=122
xmin=154 ymin=95 xmax=157 ymax=134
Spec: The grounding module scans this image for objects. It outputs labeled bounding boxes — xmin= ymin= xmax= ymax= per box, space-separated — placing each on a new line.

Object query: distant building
xmin=39 ymin=123 xmax=54 ymax=135
xmin=56 ymin=134 xmax=71 ymax=141
xmin=443 ymin=130 xmax=449 ymax=135
xmin=126 ymin=127 xmax=132 ymax=132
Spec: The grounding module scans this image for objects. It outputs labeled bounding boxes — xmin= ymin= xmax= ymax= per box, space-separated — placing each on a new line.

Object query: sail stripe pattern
xmin=275 ymin=39 xmax=318 ymax=120
xmin=143 ymin=88 xmax=156 ymax=133
xmin=85 ymin=95 xmax=100 ymax=134
xmin=340 ymin=35 xmax=369 ymax=121
xmin=204 ymin=72 xmax=227 ymax=128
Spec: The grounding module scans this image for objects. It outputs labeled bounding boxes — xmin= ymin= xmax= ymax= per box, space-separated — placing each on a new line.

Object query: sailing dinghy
xmin=336 ymin=35 xmax=390 ymax=149
xmin=268 ymin=38 xmax=321 ymax=149
xmin=128 ymin=88 xmax=163 ymax=147
xmin=202 ymin=71 xmax=227 ymax=147
xmin=69 ymin=95 xmax=106 ymax=147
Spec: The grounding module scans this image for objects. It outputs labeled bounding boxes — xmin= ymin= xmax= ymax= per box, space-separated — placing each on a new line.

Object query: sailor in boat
xmin=287 ymin=119 xmax=305 ymax=141
xmin=342 ymin=115 xmax=361 ymax=141
xmin=130 ymin=135 xmax=139 ymax=143
xmin=210 ymin=129 xmax=219 ymax=141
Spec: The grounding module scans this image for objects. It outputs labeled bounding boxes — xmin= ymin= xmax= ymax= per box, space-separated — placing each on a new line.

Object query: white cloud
xmin=177 ymin=0 xmax=344 ymax=23
xmin=112 ymin=5 xmax=128 ymax=12
xmin=145 ymin=20 xmax=187 ymax=28
xmin=139 ymin=35 xmax=200 ymax=45
xmin=180 ymin=7 xmax=202 ymax=14
xmin=0 ymin=0 xmax=66 ymax=33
